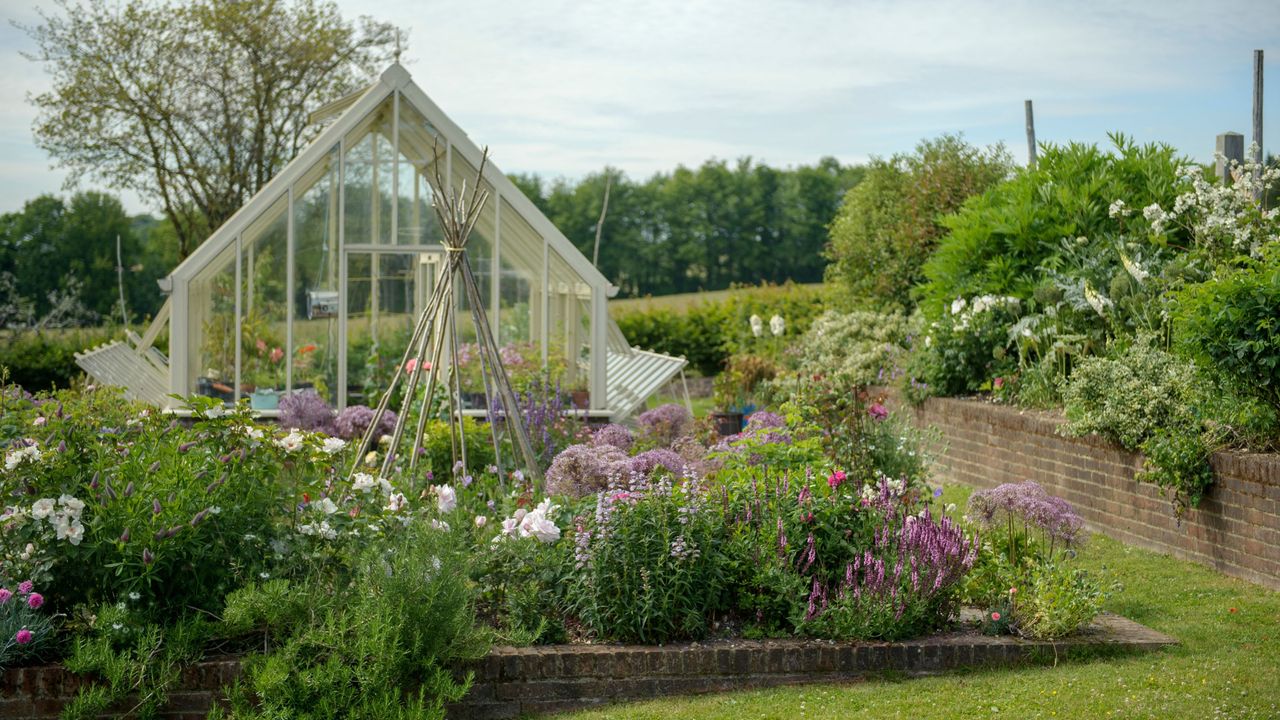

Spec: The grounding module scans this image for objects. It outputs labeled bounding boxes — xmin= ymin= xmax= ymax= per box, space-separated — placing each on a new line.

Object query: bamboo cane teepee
xmin=347 ymin=145 xmax=543 ymax=493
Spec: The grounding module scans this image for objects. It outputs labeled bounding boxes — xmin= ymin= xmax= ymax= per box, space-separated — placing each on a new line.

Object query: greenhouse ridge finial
xmin=394 ymin=29 xmax=402 ymax=63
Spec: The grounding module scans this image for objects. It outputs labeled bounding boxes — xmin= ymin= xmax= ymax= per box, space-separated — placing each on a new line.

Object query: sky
xmin=1 ymin=0 xmax=1278 ymax=216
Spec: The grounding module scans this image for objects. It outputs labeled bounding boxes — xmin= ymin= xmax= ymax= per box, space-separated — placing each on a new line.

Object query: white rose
xmin=31 ymin=498 xmax=55 ymax=520
xmin=519 ymin=512 xmax=561 ymax=543
xmin=352 ymin=473 xmax=377 ymax=493
xmin=64 ymin=521 xmax=85 ymax=546
xmin=275 ymin=430 xmax=306 ymax=452
xmin=315 ymin=497 xmax=339 ymax=515
xmin=59 ymin=494 xmax=86 ymax=517
xmin=320 ymin=437 xmax=347 ymax=455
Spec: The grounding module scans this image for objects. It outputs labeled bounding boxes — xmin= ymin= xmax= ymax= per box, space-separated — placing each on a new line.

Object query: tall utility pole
xmin=1253 ymin=49 xmax=1264 ymax=199
xmin=1025 ymin=100 xmax=1037 ymax=168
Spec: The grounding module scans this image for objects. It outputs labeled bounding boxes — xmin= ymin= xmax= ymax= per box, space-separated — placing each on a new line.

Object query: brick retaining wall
xmin=2 ymin=615 xmax=1172 ymax=719
xmin=894 ymin=394 xmax=1280 ymax=590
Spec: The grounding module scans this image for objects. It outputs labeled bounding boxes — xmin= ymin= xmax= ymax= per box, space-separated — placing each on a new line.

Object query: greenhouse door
xmin=339 ymin=249 xmax=442 ymax=407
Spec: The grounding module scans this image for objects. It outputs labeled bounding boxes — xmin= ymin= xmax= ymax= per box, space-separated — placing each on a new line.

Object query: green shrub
xmin=1012 ymin=562 xmax=1104 ymax=640
xmin=825 ymin=135 xmax=1011 ymax=310
xmin=905 ymin=295 xmax=1022 ymax=400
xmin=0 ymin=330 xmax=117 ymax=391
xmin=794 ymin=309 xmax=912 ymax=386
xmin=614 ymin=282 xmax=828 ymax=375
xmin=918 ymin=135 xmax=1186 ymax=312
xmin=1059 ymin=338 xmax=1253 ymax=512
xmin=1172 ymin=244 xmax=1280 ymax=413
xmin=569 ymin=478 xmax=728 ymax=643
xmin=220 ymin=523 xmax=489 ymax=719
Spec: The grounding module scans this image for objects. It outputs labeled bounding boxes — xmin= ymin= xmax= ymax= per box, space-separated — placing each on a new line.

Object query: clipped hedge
xmin=0 ymin=330 xmax=118 ymax=391
xmin=614 ymin=283 xmax=829 ymax=375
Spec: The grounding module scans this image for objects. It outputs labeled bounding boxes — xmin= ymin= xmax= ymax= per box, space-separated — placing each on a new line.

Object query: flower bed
xmin=0 ymin=383 xmax=1137 ymax=717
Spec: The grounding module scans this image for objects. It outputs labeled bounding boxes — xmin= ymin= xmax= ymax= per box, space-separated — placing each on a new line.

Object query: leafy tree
xmin=825 ymin=135 xmax=1012 ymax=310
xmin=0 ymin=193 xmax=166 ymax=327
xmin=22 ymin=0 xmax=398 ymax=259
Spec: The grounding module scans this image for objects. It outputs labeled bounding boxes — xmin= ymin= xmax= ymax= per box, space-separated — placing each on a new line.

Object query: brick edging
xmin=1 ymin=615 xmax=1173 ymax=719
xmin=450 ymin=613 xmax=1173 ymax=718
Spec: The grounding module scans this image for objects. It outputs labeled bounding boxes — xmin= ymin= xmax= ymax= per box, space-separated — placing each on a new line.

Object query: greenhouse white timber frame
xmin=80 ymin=64 xmax=684 ymax=419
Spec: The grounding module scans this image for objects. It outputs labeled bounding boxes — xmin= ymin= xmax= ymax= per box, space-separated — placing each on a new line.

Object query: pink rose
xmin=255 ymin=339 xmax=267 ymax=353
xmin=827 ymin=470 xmax=847 ymax=490
xmin=269 ymin=347 xmax=284 ymax=363
xmin=991 ymin=611 xmax=1001 ymax=621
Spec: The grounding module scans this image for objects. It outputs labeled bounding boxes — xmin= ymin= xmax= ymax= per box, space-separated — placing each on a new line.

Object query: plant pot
xmin=570 ymin=390 xmax=590 ymax=410
xmin=711 ymin=410 xmax=744 ymax=437
xmin=250 ymin=388 xmax=280 ymax=410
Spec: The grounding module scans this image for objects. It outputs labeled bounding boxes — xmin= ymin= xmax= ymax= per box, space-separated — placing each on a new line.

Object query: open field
xmin=552 ymin=484 xmax=1280 ymax=720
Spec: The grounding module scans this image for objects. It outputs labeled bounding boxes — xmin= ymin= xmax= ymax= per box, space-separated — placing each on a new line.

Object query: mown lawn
xmin=552 ymin=485 xmax=1280 ymax=720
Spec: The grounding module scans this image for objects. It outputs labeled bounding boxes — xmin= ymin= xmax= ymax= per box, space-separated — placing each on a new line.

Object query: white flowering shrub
xmin=794 ymin=309 xmax=912 ymax=386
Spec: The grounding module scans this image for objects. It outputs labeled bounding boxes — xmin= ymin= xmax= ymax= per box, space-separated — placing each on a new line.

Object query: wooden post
xmin=1253 ymin=49 xmax=1264 ymax=199
xmin=1217 ymin=132 xmax=1245 ymax=184
xmin=1025 ymin=100 xmax=1037 ymax=168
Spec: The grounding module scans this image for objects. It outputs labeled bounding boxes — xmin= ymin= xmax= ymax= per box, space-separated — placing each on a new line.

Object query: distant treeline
xmin=510 ymin=157 xmax=864 ymax=297
xmin=0 ymin=192 xmax=175 ymax=329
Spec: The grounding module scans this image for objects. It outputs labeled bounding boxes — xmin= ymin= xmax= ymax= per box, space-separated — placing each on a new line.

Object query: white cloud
xmin=0 ymin=0 xmax=1277 ymax=212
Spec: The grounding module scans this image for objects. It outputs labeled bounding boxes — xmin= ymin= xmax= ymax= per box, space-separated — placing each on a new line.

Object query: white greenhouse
xmin=78 ymin=64 xmax=685 ymax=419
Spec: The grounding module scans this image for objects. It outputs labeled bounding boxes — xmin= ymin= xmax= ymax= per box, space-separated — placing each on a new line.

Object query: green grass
xmin=609 ymin=283 xmax=827 ymax=316
xmin=551 ymin=485 xmax=1280 ymax=720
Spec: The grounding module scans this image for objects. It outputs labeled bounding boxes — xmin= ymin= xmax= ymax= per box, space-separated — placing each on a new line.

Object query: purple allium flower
xmin=629 ymin=449 xmax=686 ymax=479
xmin=744 ymin=411 xmax=786 ymax=430
xmin=592 ymin=424 xmax=634 ymax=452
xmin=545 ymin=443 xmax=630 ymax=499
xmin=333 ymin=405 xmax=397 ymax=442
xmin=279 ymin=390 xmax=337 ymax=435
xmin=967 ymin=481 xmax=1085 ymax=547
xmin=636 ymin=404 xmax=692 ymax=445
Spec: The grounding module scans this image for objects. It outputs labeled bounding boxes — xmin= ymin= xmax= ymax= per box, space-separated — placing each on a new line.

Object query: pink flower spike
xmin=26 ymin=593 xmax=43 ymax=610
xmin=16 ymin=580 xmax=32 ymax=595
xmin=14 ymin=628 xmax=32 ymax=645
xmin=0 ymin=588 xmax=11 ymax=603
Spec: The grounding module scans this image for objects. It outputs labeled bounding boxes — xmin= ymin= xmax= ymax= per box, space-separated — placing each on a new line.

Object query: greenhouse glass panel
xmin=343 ymin=96 xmax=394 ymax=246
xmin=189 ymin=240 xmax=238 ymax=403
xmin=395 ymin=94 xmax=445 ymax=247
xmin=292 ymin=146 xmax=341 ymax=405
xmin=240 ymin=196 xmax=289 ymax=409
xmin=344 ymin=251 xmax=421 ymax=406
